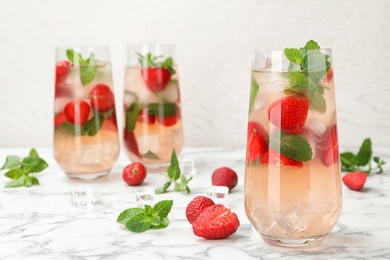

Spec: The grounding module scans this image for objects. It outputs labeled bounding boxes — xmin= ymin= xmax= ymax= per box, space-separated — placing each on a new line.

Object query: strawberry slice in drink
xmin=89 ymin=84 xmax=115 ymax=112
xmin=316 ymin=124 xmax=339 ymax=167
xmin=137 ymin=107 xmax=156 ymax=125
xmin=246 ymin=121 xmax=268 ymax=162
xmin=123 ymin=129 xmax=141 ymax=158
xmin=261 ymin=148 xmax=303 ymax=168
xmin=141 ymin=67 xmax=172 ymax=92
xmin=64 ymin=100 xmax=91 ymax=125
xmin=157 ymin=111 xmax=180 ymax=127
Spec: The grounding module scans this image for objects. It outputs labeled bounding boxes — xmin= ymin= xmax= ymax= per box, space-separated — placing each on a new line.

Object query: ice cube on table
xmin=135 ymin=188 xmax=155 ymax=207
xmin=207 ymin=186 xmax=229 ymax=206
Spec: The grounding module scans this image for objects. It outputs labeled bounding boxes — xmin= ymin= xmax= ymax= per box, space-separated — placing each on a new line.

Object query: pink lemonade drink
xmin=123 ymin=44 xmax=184 ymax=171
xmin=53 ymin=46 xmax=119 ymax=180
xmin=244 ymin=41 xmax=342 ymax=247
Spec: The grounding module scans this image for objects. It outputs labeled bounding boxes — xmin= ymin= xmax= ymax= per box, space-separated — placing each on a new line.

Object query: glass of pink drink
xmin=123 ymin=44 xmax=184 ymax=172
xmin=53 ymin=46 xmax=120 ymax=180
xmin=244 ymin=40 xmax=342 ymax=247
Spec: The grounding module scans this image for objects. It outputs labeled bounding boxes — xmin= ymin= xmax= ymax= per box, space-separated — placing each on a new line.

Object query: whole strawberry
xmin=192 ymin=204 xmax=240 ymax=239
xmin=268 ymin=95 xmax=309 ymax=134
xmin=211 ymin=167 xmax=238 ymax=192
xmin=186 ymin=196 xmax=215 ymax=224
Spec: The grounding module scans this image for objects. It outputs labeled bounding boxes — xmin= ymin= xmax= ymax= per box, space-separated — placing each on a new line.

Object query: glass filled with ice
xmin=53 ymin=46 xmax=120 ymax=180
xmin=123 ymin=44 xmax=184 ymax=171
xmin=244 ymin=41 xmax=342 ymax=247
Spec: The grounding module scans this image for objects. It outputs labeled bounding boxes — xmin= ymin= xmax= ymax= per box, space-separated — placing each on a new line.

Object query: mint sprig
xmin=284 ymin=40 xmax=330 ymax=113
xmin=155 ymin=150 xmax=192 ymax=194
xmin=61 ymin=113 xmax=106 ymax=136
xmin=66 ymin=49 xmax=98 ymax=86
xmin=117 ymin=200 xmax=173 ymax=233
xmin=340 ymin=138 xmax=386 ymax=174
xmin=1 ymin=149 xmax=48 ymax=188
xmin=249 ymin=77 xmax=259 ymax=113
xmin=137 ymin=52 xmax=176 ymax=75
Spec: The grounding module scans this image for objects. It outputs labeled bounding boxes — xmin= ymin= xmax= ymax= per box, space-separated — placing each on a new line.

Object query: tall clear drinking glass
xmin=244 ymin=47 xmax=342 ymax=247
xmin=123 ymin=44 xmax=184 ymax=172
xmin=53 ymin=46 xmax=120 ymax=180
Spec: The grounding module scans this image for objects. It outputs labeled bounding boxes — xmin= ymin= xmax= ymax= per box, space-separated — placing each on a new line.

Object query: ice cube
xmin=276 ymin=211 xmax=308 ymax=234
xmin=207 ymin=186 xmax=229 ymax=205
xmin=259 ymin=80 xmax=287 ymax=93
xmin=124 ymin=91 xmax=137 ymax=107
xmin=305 ymin=117 xmax=327 ymax=136
xmin=135 ymin=188 xmax=155 ymax=207
xmin=137 ymin=134 xmax=160 ymax=155
xmin=158 ymin=80 xmax=179 ymax=103
xmin=54 ymin=97 xmax=72 ymax=114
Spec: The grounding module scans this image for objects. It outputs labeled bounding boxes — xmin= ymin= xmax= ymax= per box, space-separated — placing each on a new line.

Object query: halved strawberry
xmin=141 ymin=67 xmax=171 ymax=92
xmin=123 ymin=129 xmax=141 ymax=157
xmin=137 ymin=107 xmax=156 ymax=125
xmin=246 ymin=121 xmax=268 ymax=162
xmin=342 ymin=172 xmax=367 ymax=191
xmin=54 ymin=112 xmax=70 ymax=127
xmin=55 ymin=60 xmax=71 ymax=83
xmin=268 ymin=96 xmax=309 ymax=134
xmin=64 ymin=100 xmax=90 ymax=125
xmin=157 ymin=111 xmax=180 ymax=127
xmin=316 ymin=124 xmax=339 ymax=167
xmin=89 ymin=84 xmax=115 ymax=112
xmin=192 ymin=204 xmax=240 ymax=239
xmin=261 ymin=148 xmax=303 ymax=168
xmin=186 ymin=196 xmax=215 ymax=224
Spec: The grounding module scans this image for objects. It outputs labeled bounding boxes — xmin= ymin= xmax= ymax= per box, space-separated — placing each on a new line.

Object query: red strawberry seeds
xmin=186 ymin=196 xmax=215 ymax=224
xmin=342 ymin=172 xmax=367 ymax=191
xmin=268 ymin=96 xmax=309 ymax=134
xmin=246 ymin=121 xmax=268 ymax=162
xmin=211 ymin=167 xmax=238 ymax=191
xmin=192 ymin=204 xmax=240 ymax=239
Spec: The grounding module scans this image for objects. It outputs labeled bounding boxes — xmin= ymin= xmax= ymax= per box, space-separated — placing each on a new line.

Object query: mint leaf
xmin=143 ymin=151 xmax=160 ymax=160
xmin=84 ymin=114 xmax=105 ymax=136
xmin=144 ymin=205 xmax=153 ymax=216
xmin=66 ymin=49 xmax=97 ymax=86
xmin=125 ymin=102 xmax=143 ymax=132
xmin=5 ymin=168 xmax=23 ymax=179
xmin=1 ymin=156 xmax=21 ymax=170
xmin=22 ymin=156 xmax=48 ymax=174
xmin=150 ymin=215 xmax=161 ymax=226
xmin=61 ymin=122 xmax=85 ymax=136
xmin=167 ymin=150 xmax=180 ymax=181
xmin=155 ymin=182 xmax=171 ymax=194
xmin=147 ymin=103 xmax=178 ymax=117
xmin=1 ymin=149 xmax=47 ymax=188
xmin=152 ymin=218 xmax=170 ymax=229
xmin=284 ymin=48 xmax=304 ymax=65
xmin=351 ymin=138 xmax=372 ymax=166
xmin=269 ymin=130 xmax=313 ymax=162
xmin=249 ymin=77 xmax=259 ymax=113
xmin=304 ymin=40 xmax=320 ymax=50
xmin=117 ymin=208 xmax=144 ymax=225
xmin=303 ymin=51 xmax=329 ymax=79
xmin=125 ymin=213 xmax=152 ymax=233
xmin=340 ymin=152 xmax=357 ymax=172
xmin=152 ymin=200 xmax=173 ymax=219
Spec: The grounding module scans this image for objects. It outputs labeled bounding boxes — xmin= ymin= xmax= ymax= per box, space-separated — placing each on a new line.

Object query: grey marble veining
xmin=0 ymin=147 xmax=389 ymax=260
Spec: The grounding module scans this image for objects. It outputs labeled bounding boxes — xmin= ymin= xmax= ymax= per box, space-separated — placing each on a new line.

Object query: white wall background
xmin=0 ymin=0 xmax=389 ymax=149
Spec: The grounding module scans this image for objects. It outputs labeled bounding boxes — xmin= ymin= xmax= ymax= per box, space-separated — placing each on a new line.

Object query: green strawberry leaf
xmin=152 ymin=200 xmax=173 ymax=219
xmin=269 ymin=130 xmax=313 ymax=162
xmin=249 ymin=77 xmax=259 ymax=113
xmin=1 ymin=155 xmax=21 ymax=170
xmin=125 ymin=102 xmax=143 ymax=132
xmin=117 ymin=208 xmax=145 ymax=225
xmin=125 ymin=213 xmax=152 ymax=233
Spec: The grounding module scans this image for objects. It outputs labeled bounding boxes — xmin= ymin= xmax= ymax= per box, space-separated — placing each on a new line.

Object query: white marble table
xmin=1 ymin=147 xmax=389 ymax=260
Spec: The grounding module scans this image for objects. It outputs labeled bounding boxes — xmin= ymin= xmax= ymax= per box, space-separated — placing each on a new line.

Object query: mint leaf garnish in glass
xmin=66 ymin=49 xmax=98 ymax=86
xmin=1 ymin=149 xmax=48 ymax=188
xmin=284 ymin=39 xmax=330 ymax=113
